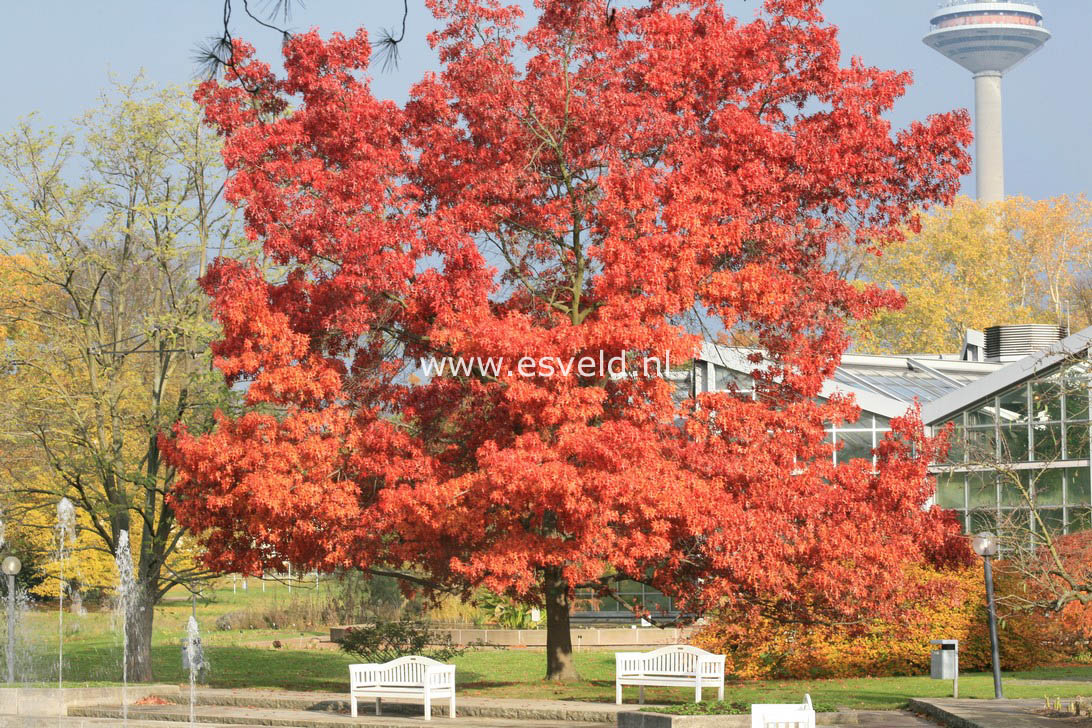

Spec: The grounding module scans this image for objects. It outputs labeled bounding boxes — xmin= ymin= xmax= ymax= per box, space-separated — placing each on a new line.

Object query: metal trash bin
xmin=930 ymin=639 xmax=958 ymax=696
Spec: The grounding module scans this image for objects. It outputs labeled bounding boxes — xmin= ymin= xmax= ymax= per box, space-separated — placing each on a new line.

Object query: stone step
xmin=70 ymin=704 xmax=614 ymax=728
xmin=154 ymin=689 xmax=621 ymax=723
xmin=1 ymin=718 xmax=243 ymax=728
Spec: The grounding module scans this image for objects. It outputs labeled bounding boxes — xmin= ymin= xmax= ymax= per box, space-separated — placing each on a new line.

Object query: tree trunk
xmin=126 ymin=581 xmax=156 ymax=682
xmin=544 ymin=567 xmax=579 ymax=681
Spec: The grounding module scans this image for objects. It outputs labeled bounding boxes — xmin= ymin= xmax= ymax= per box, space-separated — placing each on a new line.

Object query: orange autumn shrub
xmin=1002 ymin=531 xmax=1092 ymax=657
xmin=1051 ymin=599 xmax=1092 ymax=654
xmin=691 ymin=564 xmax=1085 ymax=679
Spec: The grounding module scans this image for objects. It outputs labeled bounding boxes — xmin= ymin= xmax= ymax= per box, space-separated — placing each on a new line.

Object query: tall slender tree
xmin=166 ymin=0 xmax=972 ymax=680
xmin=0 ymin=80 xmax=241 ymax=681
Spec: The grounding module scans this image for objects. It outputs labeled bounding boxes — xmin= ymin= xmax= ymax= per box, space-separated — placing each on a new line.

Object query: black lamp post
xmin=971 ymin=531 xmax=1003 ymax=699
xmin=1 ymin=555 xmax=21 ymax=685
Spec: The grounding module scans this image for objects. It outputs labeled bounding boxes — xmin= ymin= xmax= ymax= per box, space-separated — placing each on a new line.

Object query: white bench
xmin=751 ymin=694 xmax=815 ymax=728
xmin=615 ymin=645 xmax=726 ymax=704
xmin=349 ymin=656 xmax=456 ymax=720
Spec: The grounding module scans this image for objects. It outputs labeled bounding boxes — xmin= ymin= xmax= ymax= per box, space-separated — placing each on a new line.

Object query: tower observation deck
xmin=923 ymin=2 xmax=1050 ymax=202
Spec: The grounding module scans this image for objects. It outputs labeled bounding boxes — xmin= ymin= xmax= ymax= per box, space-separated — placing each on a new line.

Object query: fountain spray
xmin=55 ymin=498 xmax=76 ymax=690
xmin=114 ymin=530 xmax=136 ymax=724
xmin=184 ymin=615 xmax=204 ymax=726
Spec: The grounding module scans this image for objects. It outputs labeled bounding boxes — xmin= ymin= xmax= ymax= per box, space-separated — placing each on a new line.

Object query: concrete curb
xmin=71 ymin=705 xmax=614 ymax=728
xmin=0 ymin=685 xmax=181 ymax=717
xmin=157 ymin=693 xmax=617 ymax=722
xmin=0 ymin=720 xmax=238 ymax=728
xmin=617 ymin=711 xmax=862 ymax=727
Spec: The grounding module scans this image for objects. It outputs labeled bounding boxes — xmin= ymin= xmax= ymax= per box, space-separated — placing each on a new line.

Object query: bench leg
xmin=639 ymin=686 xmax=645 ymax=705
xmin=351 ymin=696 xmax=357 ymax=718
xmin=616 ymin=681 xmax=622 ymax=705
xmin=424 ymin=690 xmax=432 ymax=721
xmin=718 ymin=683 xmax=724 ymax=701
xmin=376 ymin=697 xmax=382 ymax=716
xmin=694 ymin=680 xmax=702 ymax=703
xmin=450 ymin=693 xmax=456 ymax=718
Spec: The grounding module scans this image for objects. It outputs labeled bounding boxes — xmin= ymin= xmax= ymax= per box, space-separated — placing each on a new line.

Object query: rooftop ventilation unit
xmin=984 ymin=324 xmax=1066 ymax=362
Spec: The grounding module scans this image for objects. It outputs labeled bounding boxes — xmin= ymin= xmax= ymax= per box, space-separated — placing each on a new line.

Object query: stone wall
xmin=329 ymin=624 xmax=695 ymax=648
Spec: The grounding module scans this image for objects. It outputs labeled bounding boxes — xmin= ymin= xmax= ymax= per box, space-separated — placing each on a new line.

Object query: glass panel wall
xmin=827 ymin=412 xmax=892 ymax=468
xmin=699 ymin=361 xmax=893 ymax=467
xmin=713 ymin=363 xmax=754 ymax=397
xmin=572 ymin=580 xmax=677 ymax=617
xmin=932 ymin=360 xmax=1092 ymax=536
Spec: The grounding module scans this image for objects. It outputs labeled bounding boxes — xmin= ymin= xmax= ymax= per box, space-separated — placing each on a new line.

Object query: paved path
xmin=160 ymin=687 xmax=628 ymax=721
xmin=74 ymin=703 xmax=610 ymax=728
xmin=69 ymin=703 xmax=945 ymax=728
xmin=856 ymin=711 xmax=942 ymax=727
xmin=0 ymin=685 xmax=947 ymax=728
xmin=911 ymin=698 xmax=1092 ymax=728
xmin=52 ymin=687 xmax=949 ymax=728
xmin=169 ymin=689 xmax=944 ymax=725
xmin=5 ymin=714 xmax=943 ymax=728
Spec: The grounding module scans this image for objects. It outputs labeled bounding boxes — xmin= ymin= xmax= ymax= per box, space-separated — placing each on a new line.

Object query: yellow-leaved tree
xmin=853 ymin=195 xmax=1092 ymax=354
xmin=0 ymin=78 xmax=246 ymax=681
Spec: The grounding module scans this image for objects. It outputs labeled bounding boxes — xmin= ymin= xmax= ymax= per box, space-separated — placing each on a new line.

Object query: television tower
xmin=923 ymin=2 xmax=1050 ymax=202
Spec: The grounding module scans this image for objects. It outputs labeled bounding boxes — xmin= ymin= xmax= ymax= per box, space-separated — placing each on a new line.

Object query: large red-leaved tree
xmin=165 ymin=0 xmax=973 ymax=680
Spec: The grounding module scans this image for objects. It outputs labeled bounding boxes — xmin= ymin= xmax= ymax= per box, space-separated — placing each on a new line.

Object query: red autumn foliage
xmin=134 ymin=696 xmax=171 ymax=706
xmin=163 ymin=0 xmax=973 ymax=677
xmin=998 ymin=530 xmax=1092 ymax=654
xmin=1015 ymin=529 xmax=1092 ymax=613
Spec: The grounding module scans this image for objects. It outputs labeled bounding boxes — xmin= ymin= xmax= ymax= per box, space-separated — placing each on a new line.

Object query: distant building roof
xmin=921 ymin=324 xmax=1092 ymax=425
xmin=697 ymin=342 xmax=1004 ymax=420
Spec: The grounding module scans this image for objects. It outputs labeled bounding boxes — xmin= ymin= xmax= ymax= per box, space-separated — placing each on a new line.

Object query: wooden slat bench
xmin=615 ymin=645 xmax=726 ymax=704
xmin=349 ymin=656 xmax=456 ymax=720
xmin=751 ymin=694 xmax=815 ymax=728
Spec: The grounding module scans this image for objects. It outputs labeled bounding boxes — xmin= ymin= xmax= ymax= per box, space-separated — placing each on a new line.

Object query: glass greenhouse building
xmin=576 ymin=324 xmax=1091 ymax=620
xmin=693 ymin=325 xmax=1092 ymax=537
xmin=922 ymin=329 xmax=1092 ymax=540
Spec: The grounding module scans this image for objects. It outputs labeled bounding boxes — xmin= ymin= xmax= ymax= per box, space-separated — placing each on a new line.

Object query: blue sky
xmin=2 ymin=1 xmax=1087 ymax=201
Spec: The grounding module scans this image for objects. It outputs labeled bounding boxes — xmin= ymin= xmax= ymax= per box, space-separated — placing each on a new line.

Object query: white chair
xmin=750 ymin=694 xmax=815 ymax=728
xmin=349 ymin=656 xmax=456 ymax=720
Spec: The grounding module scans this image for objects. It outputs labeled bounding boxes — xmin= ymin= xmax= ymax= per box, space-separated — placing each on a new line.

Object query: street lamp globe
xmin=971 ymin=532 xmax=998 ymax=558
xmin=2 ymin=554 xmax=19 ymax=685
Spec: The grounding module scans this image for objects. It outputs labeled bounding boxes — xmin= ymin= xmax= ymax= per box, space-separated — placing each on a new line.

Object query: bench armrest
xmin=698 ymin=655 xmax=726 ymax=677
xmin=615 ymin=652 xmax=646 ymax=675
xmin=424 ymin=664 xmax=456 ymax=687
xmin=349 ymin=663 xmax=383 ymax=686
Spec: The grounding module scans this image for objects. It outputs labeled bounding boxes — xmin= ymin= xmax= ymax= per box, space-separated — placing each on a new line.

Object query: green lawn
xmin=8 ymin=578 xmax=1092 ymax=710
xmin=28 ymin=645 xmax=1092 ymax=709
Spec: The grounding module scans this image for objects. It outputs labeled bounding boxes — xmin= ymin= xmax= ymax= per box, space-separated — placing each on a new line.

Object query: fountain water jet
xmin=183 ymin=615 xmax=205 ymax=727
xmin=55 ymin=497 xmax=76 ymax=690
xmin=114 ymin=530 xmax=136 ymax=724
